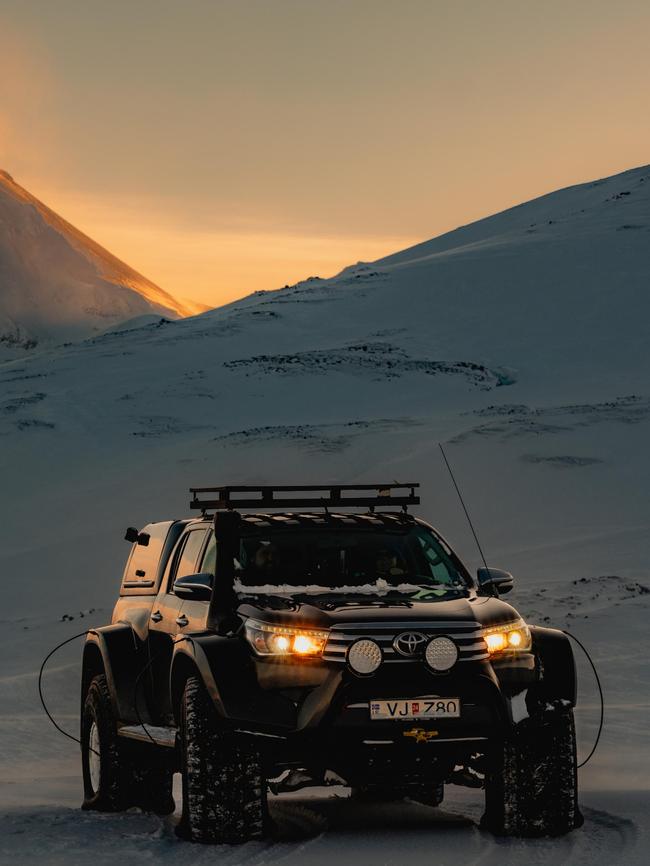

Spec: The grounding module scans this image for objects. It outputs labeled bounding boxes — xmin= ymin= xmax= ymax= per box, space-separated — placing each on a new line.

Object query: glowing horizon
xmin=2 ymin=180 xmax=422 ymax=308
xmin=2 ymin=0 xmax=650 ymax=308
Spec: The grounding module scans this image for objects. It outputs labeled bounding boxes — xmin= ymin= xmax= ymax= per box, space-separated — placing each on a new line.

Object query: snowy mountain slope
xmin=375 ymin=163 xmax=650 ymax=266
xmin=0 ymin=170 xmax=206 ymax=355
xmin=0 ymin=164 xmax=649 ymax=862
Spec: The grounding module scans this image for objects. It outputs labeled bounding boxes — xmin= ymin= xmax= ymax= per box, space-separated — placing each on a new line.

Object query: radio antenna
xmin=438 ymin=443 xmax=490 ymax=572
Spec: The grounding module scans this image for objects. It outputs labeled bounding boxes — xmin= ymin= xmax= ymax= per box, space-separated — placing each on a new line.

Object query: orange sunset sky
xmin=1 ymin=0 xmax=650 ymax=309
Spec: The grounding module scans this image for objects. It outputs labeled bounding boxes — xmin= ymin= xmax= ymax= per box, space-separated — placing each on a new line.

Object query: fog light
xmin=425 ymin=636 xmax=458 ymax=672
xmin=348 ymin=639 xmax=382 ymax=675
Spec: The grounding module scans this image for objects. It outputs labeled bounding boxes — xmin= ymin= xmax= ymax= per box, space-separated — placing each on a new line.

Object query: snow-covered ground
xmin=1 ymin=164 xmax=649 ymax=863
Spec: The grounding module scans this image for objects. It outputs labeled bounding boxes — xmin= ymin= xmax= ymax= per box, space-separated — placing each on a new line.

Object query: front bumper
xmin=228 ymin=649 xmax=536 ymax=739
xmin=247 ymin=655 xmax=536 ymax=784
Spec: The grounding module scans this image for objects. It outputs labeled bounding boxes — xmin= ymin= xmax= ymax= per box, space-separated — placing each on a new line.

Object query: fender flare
xmin=81 ymin=623 xmax=145 ymax=723
xmin=529 ymin=625 xmax=577 ymax=706
xmin=169 ymin=636 xmax=227 ymax=726
xmin=169 ymin=634 xmax=296 ymax=732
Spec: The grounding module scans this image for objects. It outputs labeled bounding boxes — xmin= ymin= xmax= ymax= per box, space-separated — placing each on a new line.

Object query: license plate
xmin=369 ymin=697 xmax=461 ymax=720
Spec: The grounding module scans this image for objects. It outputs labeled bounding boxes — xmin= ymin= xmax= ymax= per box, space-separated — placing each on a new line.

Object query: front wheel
xmin=177 ymin=676 xmax=267 ymax=843
xmin=482 ymin=703 xmax=584 ymax=837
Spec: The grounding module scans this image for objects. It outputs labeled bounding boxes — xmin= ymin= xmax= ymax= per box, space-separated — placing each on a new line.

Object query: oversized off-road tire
xmin=81 ymin=674 xmax=128 ymax=811
xmin=177 ymin=676 xmax=267 ymax=844
xmin=82 ymin=674 xmax=174 ymax=814
xmin=482 ymin=703 xmax=584 ymax=837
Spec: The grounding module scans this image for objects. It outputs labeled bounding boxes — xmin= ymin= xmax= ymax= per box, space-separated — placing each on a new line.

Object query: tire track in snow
xmin=0 ymin=799 xmax=640 ymax=865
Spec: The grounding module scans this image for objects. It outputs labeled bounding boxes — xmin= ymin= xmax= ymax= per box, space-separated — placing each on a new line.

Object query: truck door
xmin=146 ymin=525 xmax=209 ymax=723
xmin=176 ymin=531 xmax=217 ymax=634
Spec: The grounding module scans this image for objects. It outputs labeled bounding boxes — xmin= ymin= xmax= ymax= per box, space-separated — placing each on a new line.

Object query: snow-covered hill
xmin=1 ymin=164 xmax=649 ymax=863
xmin=0 ymin=170 xmax=206 ymax=357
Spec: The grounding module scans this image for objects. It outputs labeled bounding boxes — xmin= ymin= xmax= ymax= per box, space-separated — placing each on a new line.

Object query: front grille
xmin=323 ymin=620 xmax=488 ymax=664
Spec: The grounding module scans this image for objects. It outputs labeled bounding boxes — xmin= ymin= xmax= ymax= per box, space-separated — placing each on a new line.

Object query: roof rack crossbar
xmin=189 ymin=483 xmax=420 ymax=511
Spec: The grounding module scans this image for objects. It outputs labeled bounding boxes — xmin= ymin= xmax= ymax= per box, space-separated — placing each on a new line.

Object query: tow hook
xmin=403 ymin=728 xmax=439 ymax=743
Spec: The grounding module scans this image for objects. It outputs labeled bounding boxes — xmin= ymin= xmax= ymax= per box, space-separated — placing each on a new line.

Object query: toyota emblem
xmin=393 ymin=632 xmax=428 ymax=657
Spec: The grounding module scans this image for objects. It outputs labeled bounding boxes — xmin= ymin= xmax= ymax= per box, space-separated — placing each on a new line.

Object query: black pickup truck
xmin=80 ymin=483 xmax=583 ymax=842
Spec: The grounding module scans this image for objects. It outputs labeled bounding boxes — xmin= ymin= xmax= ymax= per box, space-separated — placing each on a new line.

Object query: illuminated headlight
xmin=347 ymin=639 xmax=382 ymax=675
xmin=482 ymin=619 xmax=531 ymax=654
xmin=425 ymin=636 xmax=458 ymax=671
xmin=245 ymin=619 xmax=329 ymax=657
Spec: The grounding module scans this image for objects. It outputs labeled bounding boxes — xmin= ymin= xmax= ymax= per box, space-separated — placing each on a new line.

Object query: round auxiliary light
xmin=347 ymin=639 xmax=382 ymax=675
xmin=425 ymin=636 xmax=458 ymax=672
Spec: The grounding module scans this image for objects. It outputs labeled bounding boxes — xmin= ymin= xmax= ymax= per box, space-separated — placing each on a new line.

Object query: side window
xmin=201 ymin=535 xmax=217 ymax=577
xmin=174 ymin=529 xmax=208 ymax=582
xmin=121 ymin=521 xmax=174 ymax=595
xmin=414 ymin=530 xmax=459 ymax=586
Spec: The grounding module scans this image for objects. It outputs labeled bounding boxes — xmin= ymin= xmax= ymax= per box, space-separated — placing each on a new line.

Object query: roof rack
xmin=189 ymin=483 xmax=420 ymax=511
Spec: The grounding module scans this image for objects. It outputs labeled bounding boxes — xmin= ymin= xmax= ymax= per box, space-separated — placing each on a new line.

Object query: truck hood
xmin=237 ymin=588 xmax=521 ymax=631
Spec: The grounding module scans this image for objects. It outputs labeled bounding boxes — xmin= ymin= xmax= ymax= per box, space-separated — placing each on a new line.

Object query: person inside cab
xmin=374 ymin=547 xmax=406 ymax=579
xmin=252 ymin=542 xmax=277 ymax=575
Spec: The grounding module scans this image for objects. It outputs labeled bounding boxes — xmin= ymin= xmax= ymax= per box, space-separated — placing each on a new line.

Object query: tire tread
xmin=483 ymin=703 xmax=584 ymax=837
xmin=179 ymin=676 xmax=266 ymax=844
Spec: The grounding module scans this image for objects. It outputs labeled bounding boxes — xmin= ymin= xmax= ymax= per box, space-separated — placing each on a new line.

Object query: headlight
xmin=482 ymin=619 xmax=531 ymax=654
xmin=245 ymin=619 xmax=329 ymax=657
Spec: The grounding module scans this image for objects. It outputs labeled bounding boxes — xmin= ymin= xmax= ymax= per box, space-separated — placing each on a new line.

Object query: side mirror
xmin=173 ymin=572 xmax=213 ymax=601
xmin=477 ymin=567 xmax=514 ymax=595
xmin=124 ymin=527 xmax=150 ymax=546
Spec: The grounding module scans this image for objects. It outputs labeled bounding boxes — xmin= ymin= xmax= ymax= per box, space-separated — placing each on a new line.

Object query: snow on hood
xmin=234 ymin=577 xmax=453 ymax=596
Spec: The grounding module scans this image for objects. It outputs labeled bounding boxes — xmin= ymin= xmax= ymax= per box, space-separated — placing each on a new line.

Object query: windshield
xmin=233 ymin=525 xmax=468 ymax=594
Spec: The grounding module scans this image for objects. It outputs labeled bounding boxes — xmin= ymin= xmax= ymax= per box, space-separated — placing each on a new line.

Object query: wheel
xmin=82 ymin=673 xmax=175 ymax=814
xmin=177 ymin=676 xmax=267 ymax=843
xmin=81 ymin=674 xmax=127 ymax=811
xmin=482 ymin=702 xmax=584 ymax=837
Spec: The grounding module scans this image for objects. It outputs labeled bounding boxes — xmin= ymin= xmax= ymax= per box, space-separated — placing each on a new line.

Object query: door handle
xmin=150 ymin=610 xmax=163 ymax=623
xmin=176 ymin=615 xmax=188 ymax=628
